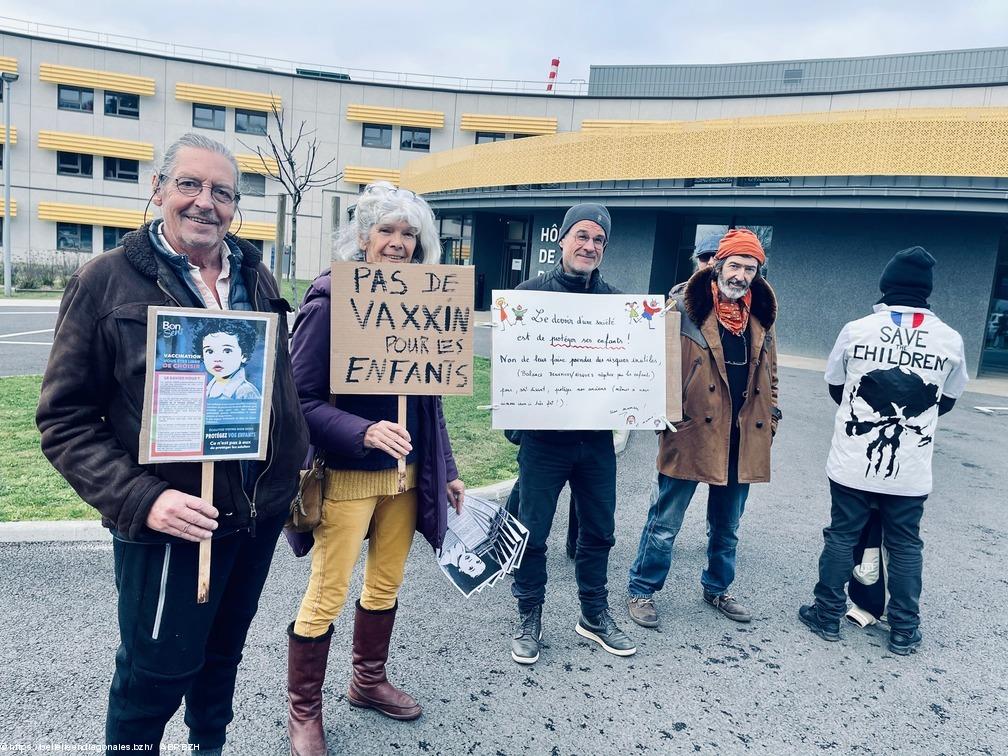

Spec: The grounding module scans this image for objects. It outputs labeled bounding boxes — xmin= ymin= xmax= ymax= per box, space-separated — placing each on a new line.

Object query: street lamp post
xmin=2 ymin=71 xmax=18 ymax=297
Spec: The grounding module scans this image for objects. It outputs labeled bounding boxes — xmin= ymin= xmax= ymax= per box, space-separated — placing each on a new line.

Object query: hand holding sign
xmin=363 ymin=420 xmax=413 ymax=459
xmin=146 ymin=488 xmax=219 ymax=541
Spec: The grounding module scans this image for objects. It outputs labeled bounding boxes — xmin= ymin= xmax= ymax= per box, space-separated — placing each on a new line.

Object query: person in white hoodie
xmin=799 ymin=246 xmax=969 ymax=656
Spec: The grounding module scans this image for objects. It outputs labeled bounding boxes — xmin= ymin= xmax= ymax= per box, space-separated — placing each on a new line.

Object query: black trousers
xmin=511 ymin=433 xmax=616 ymax=616
xmin=106 ymin=514 xmax=285 ymax=750
xmin=814 ymin=480 xmax=925 ymax=633
xmin=505 ymin=477 xmax=579 ymax=556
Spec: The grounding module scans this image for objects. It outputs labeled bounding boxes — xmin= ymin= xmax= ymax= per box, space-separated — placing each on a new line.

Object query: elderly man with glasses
xmin=626 ymin=229 xmax=781 ymax=630
xmin=36 ymin=133 xmax=307 ymax=753
xmin=508 ymin=203 xmax=638 ymax=666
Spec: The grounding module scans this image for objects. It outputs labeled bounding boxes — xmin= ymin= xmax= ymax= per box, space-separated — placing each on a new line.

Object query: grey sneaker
xmin=703 ymin=591 xmax=752 ymax=623
xmin=576 ymin=609 xmax=637 ymax=656
xmin=626 ymin=596 xmax=659 ymax=628
xmin=511 ymin=605 xmax=543 ymax=664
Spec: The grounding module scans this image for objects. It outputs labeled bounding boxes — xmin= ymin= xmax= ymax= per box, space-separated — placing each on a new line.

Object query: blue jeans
xmin=628 ymin=473 xmax=749 ymax=598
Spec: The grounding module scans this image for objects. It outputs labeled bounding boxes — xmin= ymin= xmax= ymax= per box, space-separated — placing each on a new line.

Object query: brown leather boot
xmin=347 ymin=601 xmax=422 ymax=720
xmin=287 ymin=622 xmax=333 ymax=756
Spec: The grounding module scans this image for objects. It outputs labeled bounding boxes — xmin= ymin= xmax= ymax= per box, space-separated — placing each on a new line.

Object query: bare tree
xmin=247 ymin=103 xmax=341 ymax=307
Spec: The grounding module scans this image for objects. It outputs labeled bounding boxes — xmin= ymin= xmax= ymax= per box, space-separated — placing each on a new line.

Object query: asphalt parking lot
xmin=1 ymin=364 xmax=1004 ymax=755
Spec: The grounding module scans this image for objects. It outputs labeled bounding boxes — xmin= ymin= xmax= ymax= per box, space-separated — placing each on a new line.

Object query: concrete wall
xmin=770 ymin=211 xmax=1003 ymax=375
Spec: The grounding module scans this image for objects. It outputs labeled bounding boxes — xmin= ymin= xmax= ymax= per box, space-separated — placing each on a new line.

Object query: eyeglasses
xmin=695 ymin=253 xmax=715 ymax=262
xmin=163 ymin=175 xmax=240 ymax=204
xmin=574 ymin=231 xmax=607 ymax=249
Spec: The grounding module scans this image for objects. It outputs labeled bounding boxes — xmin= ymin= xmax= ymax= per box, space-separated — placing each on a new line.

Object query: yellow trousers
xmin=293 ymin=486 xmax=417 ymax=638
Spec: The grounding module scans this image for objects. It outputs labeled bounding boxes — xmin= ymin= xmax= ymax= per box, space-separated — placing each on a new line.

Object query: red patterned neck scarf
xmin=712 ymin=279 xmax=751 ymax=336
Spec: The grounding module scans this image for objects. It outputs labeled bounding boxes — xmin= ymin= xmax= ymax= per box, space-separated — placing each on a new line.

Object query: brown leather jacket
xmin=658 ymin=268 xmax=780 ymax=485
xmin=36 ymin=224 xmax=308 ymax=542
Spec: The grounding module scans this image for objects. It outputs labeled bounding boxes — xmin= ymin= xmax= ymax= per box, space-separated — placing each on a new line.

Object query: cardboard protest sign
xmin=329 ymin=262 xmax=475 ymax=396
xmin=139 ymin=307 xmax=278 ymax=463
xmin=491 ymin=290 xmax=681 ymax=430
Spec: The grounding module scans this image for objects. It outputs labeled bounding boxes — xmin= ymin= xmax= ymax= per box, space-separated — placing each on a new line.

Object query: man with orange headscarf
xmin=626 ymin=229 xmax=781 ymax=629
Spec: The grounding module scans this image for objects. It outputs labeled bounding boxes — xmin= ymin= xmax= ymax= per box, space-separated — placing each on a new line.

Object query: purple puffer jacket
xmin=290 ymin=271 xmax=459 ymax=550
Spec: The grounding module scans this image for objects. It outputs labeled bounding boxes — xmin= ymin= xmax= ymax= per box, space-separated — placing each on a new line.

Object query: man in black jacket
xmin=509 ymin=203 xmax=636 ymax=664
xmin=36 ymin=134 xmax=306 ymax=753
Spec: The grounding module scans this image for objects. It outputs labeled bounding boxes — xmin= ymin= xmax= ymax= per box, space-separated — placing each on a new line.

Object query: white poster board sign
xmin=490 ymin=290 xmax=680 ymax=430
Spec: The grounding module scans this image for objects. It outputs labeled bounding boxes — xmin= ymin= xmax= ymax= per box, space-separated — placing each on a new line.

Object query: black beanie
xmin=878 ymin=246 xmax=935 ymax=308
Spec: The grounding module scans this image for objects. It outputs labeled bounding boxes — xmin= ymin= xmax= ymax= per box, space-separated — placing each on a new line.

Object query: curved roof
xmin=400 ymin=107 xmax=1008 ymax=194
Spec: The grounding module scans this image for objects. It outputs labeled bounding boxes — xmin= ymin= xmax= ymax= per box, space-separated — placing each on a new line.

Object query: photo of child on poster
xmin=141 ymin=308 xmax=277 ymax=463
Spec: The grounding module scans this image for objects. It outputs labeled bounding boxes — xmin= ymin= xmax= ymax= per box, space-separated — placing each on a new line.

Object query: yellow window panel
xmin=346 ymin=105 xmax=444 ymax=129
xmin=39 ymin=63 xmax=155 ymax=96
xmin=236 ymin=153 xmax=280 ymax=175
xmin=342 ymin=166 xmax=400 ymax=185
xmin=459 ymin=114 xmax=557 ymax=135
xmin=175 ymin=83 xmax=281 ymax=112
xmin=38 ymin=131 xmax=153 ymax=161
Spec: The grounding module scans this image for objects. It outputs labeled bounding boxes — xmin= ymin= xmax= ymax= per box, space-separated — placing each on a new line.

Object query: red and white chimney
xmin=546 ymin=58 xmax=560 ymax=92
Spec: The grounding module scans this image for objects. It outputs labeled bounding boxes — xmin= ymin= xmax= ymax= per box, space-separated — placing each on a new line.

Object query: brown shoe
xmin=287 ymin=622 xmax=333 ymax=756
xmin=348 ymin=601 xmax=422 ymax=721
xmin=626 ymin=596 xmax=659 ymax=628
xmin=703 ymin=591 xmax=751 ymax=623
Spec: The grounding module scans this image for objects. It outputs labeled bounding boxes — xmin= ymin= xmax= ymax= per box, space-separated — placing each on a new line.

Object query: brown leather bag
xmin=287 ymin=451 xmax=325 ymax=533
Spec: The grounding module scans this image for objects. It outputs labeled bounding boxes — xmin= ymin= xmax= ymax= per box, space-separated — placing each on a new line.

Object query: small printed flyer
xmin=139 ymin=307 xmax=278 ymax=464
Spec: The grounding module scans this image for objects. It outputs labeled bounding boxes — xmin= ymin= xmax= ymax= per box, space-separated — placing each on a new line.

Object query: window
xmin=58 ymin=85 xmax=94 ymax=113
xmin=362 ymin=123 xmax=392 ymax=149
xmin=104 ymin=157 xmax=139 ymax=183
xmin=235 ymin=109 xmax=268 ymax=135
xmin=103 ymin=226 xmax=132 ymax=250
xmin=104 ymin=91 xmax=140 ymax=119
xmin=192 ymin=103 xmax=225 ymax=131
xmin=0 ymin=144 xmax=3 ymax=170
xmin=57 ymin=151 xmax=93 ymax=177
xmin=57 ymin=222 xmax=93 ymax=252
xmin=475 ymin=132 xmax=505 ymax=144
xmin=400 ymin=126 xmax=431 ymax=152
xmin=245 ymin=239 xmax=264 ymax=253
xmin=512 ymin=133 xmax=534 ymax=139
xmin=240 ymin=172 xmax=265 ymax=196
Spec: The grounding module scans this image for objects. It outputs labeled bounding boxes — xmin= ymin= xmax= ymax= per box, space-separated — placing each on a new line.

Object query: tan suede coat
xmin=658 ymin=268 xmax=780 ymax=485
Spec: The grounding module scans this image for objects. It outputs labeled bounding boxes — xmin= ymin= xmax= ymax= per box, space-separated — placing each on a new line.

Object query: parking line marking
xmin=0 ymin=340 xmax=53 ymax=345
xmin=0 ymin=328 xmax=55 ymax=339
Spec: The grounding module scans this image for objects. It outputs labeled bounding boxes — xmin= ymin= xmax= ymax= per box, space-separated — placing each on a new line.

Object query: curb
xmin=0 ymin=479 xmax=518 ymax=544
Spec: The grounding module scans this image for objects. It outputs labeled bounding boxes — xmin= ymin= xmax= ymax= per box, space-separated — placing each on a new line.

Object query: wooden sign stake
xmin=396 ymin=395 xmax=407 ymax=493
xmin=197 ymin=461 xmax=213 ymax=604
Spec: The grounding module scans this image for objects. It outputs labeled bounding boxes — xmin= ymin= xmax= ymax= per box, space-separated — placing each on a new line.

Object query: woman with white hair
xmin=284 ymin=183 xmax=465 ymax=755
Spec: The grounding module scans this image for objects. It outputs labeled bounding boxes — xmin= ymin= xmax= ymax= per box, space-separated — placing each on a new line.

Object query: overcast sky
xmin=3 ymin=1 xmax=1007 ymax=85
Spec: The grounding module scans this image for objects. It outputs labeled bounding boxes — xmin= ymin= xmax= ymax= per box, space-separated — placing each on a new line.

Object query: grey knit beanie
xmin=558 ymin=203 xmax=611 ymax=243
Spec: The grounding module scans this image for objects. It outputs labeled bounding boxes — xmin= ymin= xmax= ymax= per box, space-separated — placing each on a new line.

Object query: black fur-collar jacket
xmin=36 ymin=225 xmax=308 ymax=542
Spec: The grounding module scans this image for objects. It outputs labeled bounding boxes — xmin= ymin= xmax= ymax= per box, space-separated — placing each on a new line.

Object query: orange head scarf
xmin=712 ymin=229 xmax=765 ymax=336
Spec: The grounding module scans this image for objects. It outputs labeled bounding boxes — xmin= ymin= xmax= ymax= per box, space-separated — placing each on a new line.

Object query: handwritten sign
xmin=139 ymin=307 xmax=278 ymax=463
xmin=491 ymin=290 xmax=681 ymax=430
xmin=330 ymin=262 xmax=475 ymax=395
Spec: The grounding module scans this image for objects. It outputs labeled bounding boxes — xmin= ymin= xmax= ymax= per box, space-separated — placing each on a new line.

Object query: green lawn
xmin=0 ymin=376 xmax=98 ymax=521
xmin=0 ymin=358 xmax=513 ymax=522
xmin=442 ymin=356 xmax=518 ymax=487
